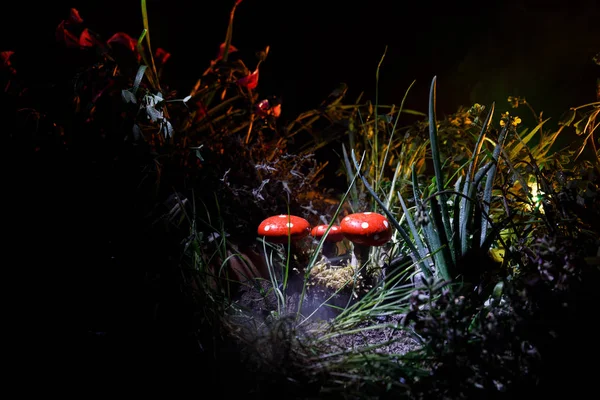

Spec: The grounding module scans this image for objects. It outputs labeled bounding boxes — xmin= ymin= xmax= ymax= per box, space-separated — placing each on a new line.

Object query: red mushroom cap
xmin=310 ymin=224 xmax=344 ymax=242
xmin=340 ymin=212 xmax=392 ymax=246
xmin=257 ymin=214 xmax=311 ymax=243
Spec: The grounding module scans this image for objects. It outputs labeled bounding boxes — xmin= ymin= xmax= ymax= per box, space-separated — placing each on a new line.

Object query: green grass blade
xmin=481 ymin=125 xmax=509 ymax=244
xmin=410 ymin=165 xmax=452 ymax=282
xmin=373 ymin=46 xmax=387 ymax=193
xmin=222 ymin=1 xmax=242 ymax=62
xmin=380 ymin=80 xmax=416 ymax=191
xmin=459 ymin=103 xmax=495 ymax=255
xmin=428 ymin=77 xmax=454 ymax=267
xmin=342 ymin=144 xmax=359 ymax=212
xmin=508 ymin=117 xmax=551 ymax=160
xmin=140 ymin=0 xmax=160 ymax=91
xmin=384 ymin=160 xmax=401 ymax=211
xmin=397 ymin=192 xmax=431 ymax=275
xmin=424 ymin=191 xmax=454 ymax=282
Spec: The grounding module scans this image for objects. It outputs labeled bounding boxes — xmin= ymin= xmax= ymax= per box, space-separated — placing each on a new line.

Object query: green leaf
xmin=140 ymin=1 xmax=160 ymax=90
xmin=222 ymin=1 xmax=243 ymax=62
xmin=481 ymin=125 xmax=509 ymax=245
xmin=573 ymin=117 xmax=588 ymax=136
xmin=397 ymin=190 xmax=432 ymax=277
xmin=459 ymin=103 xmax=495 ymax=255
xmin=428 ymin=76 xmax=455 ymax=270
xmin=508 ymin=117 xmax=550 ymax=160
xmin=558 ymin=109 xmax=577 ymax=126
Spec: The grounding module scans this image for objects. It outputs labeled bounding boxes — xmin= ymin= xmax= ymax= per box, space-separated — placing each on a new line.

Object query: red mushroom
xmin=340 ymin=212 xmax=393 ymax=268
xmin=257 ymin=214 xmax=311 ymax=244
xmin=311 ymin=224 xmax=344 ymax=242
xmin=340 ymin=212 xmax=392 ymax=246
xmin=311 ymin=224 xmax=344 ymax=258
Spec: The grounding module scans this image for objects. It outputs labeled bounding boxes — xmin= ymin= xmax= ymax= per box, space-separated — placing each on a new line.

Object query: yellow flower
xmin=507 ymin=96 xmax=526 ymax=108
xmin=468 ymin=103 xmax=484 ymax=115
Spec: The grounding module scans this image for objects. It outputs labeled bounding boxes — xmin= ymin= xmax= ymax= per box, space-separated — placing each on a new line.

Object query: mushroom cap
xmin=340 ymin=212 xmax=392 ymax=246
xmin=310 ymin=224 xmax=344 ymax=242
xmin=257 ymin=214 xmax=311 ymax=243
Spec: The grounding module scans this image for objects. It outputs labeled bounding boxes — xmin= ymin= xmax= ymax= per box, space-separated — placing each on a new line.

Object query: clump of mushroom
xmin=340 ymin=212 xmax=393 ymax=270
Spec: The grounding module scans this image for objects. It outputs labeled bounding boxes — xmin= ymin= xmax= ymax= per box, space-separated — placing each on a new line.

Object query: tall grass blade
xmin=481 ymin=125 xmax=509 ymax=244
xmin=342 ymin=144 xmax=359 ymax=212
xmin=140 ymin=0 xmax=160 ymax=91
xmin=373 ymin=46 xmax=387 ymax=193
xmin=459 ymin=103 xmax=495 ymax=255
xmin=428 ymin=77 xmax=454 ymax=266
xmin=397 ymin=191 xmax=431 ymax=274
xmin=508 ymin=117 xmax=550 ymax=160
xmin=379 ymin=80 xmax=416 ymax=186
xmin=222 ymin=0 xmax=242 ymax=62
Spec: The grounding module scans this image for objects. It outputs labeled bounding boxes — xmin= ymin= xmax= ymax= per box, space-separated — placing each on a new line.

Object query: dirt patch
xmin=229 ymin=275 xmax=421 ymax=362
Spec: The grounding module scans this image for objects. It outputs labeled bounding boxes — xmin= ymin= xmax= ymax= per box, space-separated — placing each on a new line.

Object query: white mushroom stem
xmin=350 ymin=243 xmax=371 ymax=270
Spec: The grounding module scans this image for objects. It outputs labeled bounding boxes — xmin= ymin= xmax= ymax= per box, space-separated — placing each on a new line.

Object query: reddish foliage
xmin=217 ymin=42 xmax=238 ymax=61
xmin=256 ymin=98 xmax=282 ymax=118
xmin=56 ymin=8 xmax=85 ymax=48
xmin=79 ymin=29 xmax=95 ymax=48
xmin=193 ymin=100 xmax=209 ymax=123
xmin=1 ymin=51 xmax=14 ymax=68
xmin=107 ymin=32 xmax=137 ymax=52
xmin=68 ymin=8 xmax=84 ymax=25
xmin=155 ymin=48 xmax=171 ymax=65
xmin=56 ymin=20 xmax=81 ymax=48
xmin=237 ymin=68 xmax=259 ymax=90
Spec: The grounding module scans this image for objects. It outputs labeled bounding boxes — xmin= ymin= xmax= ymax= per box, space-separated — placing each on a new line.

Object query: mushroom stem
xmin=321 ymin=241 xmax=338 ymax=260
xmin=310 ymin=224 xmax=344 ymax=263
xmin=350 ymin=243 xmax=371 ymax=269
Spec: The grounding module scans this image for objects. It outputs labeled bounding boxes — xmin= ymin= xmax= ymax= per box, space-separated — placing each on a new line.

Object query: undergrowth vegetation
xmin=4 ymin=1 xmax=600 ymax=398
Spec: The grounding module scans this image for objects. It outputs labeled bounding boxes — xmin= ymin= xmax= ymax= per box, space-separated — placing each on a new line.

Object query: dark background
xmin=3 ymin=0 xmax=599 ymax=389
xmin=2 ymin=0 xmax=599 ymax=121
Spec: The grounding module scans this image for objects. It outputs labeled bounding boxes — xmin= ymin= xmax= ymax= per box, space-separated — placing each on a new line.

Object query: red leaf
xmin=1 ymin=51 xmax=14 ymax=68
xmin=56 ymin=20 xmax=81 ymax=48
xmin=271 ymin=103 xmax=281 ymax=118
xmin=155 ymin=48 xmax=171 ymax=65
xmin=217 ymin=43 xmax=238 ymax=61
xmin=107 ymin=32 xmax=137 ymax=52
xmin=68 ymin=8 xmax=84 ymax=24
xmin=1 ymin=51 xmax=16 ymax=75
xmin=237 ymin=68 xmax=259 ymax=90
xmin=79 ymin=29 xmax=95 ymax=48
